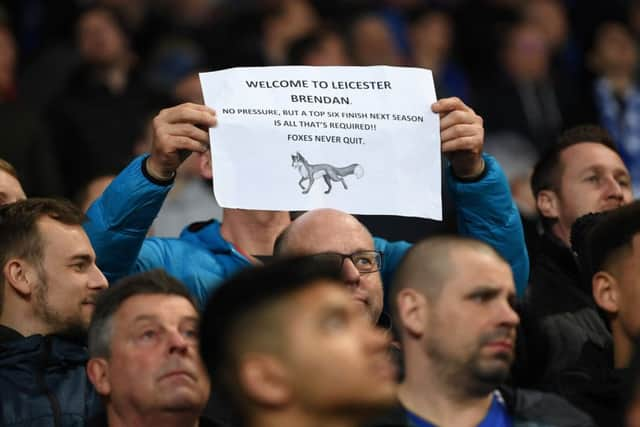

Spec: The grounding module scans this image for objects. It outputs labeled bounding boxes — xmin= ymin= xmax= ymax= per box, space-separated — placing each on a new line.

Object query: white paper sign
xmin=199 ymin=66 xmax=441 ymax=219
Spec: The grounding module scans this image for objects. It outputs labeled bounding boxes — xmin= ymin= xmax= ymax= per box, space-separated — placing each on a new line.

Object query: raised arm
xmin=434 ymin=97 xmax=529 ymax=294
xmin=84 ymin=103 xmax=217 ymax=284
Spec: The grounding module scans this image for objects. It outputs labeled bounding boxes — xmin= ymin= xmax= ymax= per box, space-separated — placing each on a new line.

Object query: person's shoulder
xmin=502 ymin=387 xmax=597 ymax=427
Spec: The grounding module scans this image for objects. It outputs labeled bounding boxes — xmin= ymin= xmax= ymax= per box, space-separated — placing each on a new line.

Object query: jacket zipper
xmin=36 ymin=337 xmax=63 ymax=427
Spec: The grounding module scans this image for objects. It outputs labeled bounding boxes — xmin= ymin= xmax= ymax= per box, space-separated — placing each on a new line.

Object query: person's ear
xmin=86 ymin=358 xmax=111 ymax=396
xmin=198 ymin=151 xmax=213 ymax=180
xmin=239 ymin=354 xmax=291 ymax=407
xmin=3 ymin=259 xmax=37 ymax=297
xmin=396 ymin=288 xmax=427 ymax=337
xmin=537 ymin=189 xmax=560 ymax=220
xmin=593 ymin=271 xmax=620 ymax=314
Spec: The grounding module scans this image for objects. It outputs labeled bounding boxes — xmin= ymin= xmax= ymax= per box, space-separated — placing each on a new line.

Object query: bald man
xmin=274 ymin=208 xmax=387 ymax=323
xmin=372 ymin=236 xmax=594 ymax=427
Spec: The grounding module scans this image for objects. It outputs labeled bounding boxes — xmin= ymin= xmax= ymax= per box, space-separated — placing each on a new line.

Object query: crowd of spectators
xmin=3 ymin=1 xmax=640 ymax=426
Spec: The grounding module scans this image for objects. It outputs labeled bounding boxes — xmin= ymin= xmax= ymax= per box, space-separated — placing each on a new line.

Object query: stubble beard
xmin=33 ymin=275 xmax=88 ymax=340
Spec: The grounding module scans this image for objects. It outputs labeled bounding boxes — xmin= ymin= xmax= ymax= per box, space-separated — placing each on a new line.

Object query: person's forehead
xmin=291 ymin=214 xmax=374 ymax=254
xmin=38 ymin=217 xmax=92 ymax=252
xmin=559 ymin=142 xmax=626 ymax=173
xmin=443 ymin=250 xmax=514 ymax=295
xmin=115 ymin=294 xmax=197 ymax=329
xmin=288 ymin=281 xmax=354 ymax=319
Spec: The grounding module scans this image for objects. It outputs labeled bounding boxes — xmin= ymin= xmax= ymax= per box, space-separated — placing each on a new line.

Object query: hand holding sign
xmin=433 ymin=97 xmax=485 ymax=179
xmin=146 ymin=103 xmax=217 ymax=181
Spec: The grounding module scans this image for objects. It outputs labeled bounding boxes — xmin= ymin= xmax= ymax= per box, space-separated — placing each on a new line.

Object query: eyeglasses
xmin=311 ymin=250 xmax=383 ymax=274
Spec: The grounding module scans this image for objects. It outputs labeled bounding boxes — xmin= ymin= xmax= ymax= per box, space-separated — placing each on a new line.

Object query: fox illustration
xmin=291 ymin=152 xmax=364 ymax=194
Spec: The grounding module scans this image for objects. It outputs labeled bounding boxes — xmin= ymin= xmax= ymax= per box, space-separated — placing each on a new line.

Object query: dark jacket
xmin=369 ymin=387 xmax=596 ymax=427
xmin=514 ymin=233 xmax=617 ymax=426
xmin=0 ymin=325 xmax=102 ymax=426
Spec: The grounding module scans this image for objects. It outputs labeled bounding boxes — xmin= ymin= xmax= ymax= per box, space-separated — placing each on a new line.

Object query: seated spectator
xmin=373 ymin=236 xmax=594 ymax=427
xmin=588 ymin=21 xmax=640 ymax=195
xmin=561 ymin=201 xmax=640 ymax=425
xmin=199 ymin=256 xmax=397 ymax=427
xmin=287 ymin=27 xmax=351 ymax=66
xmin=0 ymin=198 xmax=108 ymax=426
xmin=515 ymin=125 xmax=632 ymax=396
xmin=0 ymin=23 xmax=63 ymax=197
xmin=407 ymin=6 xmax=470 ymax=101
xmin=0 ymin=157 xmax=26 ymax=205
xmin=48 ymin=5 xmax=166 ymax=198
xmin=83 ymin=98 xmax=528 ymax=309
xmin=86 ymin=270 xmax=218 ymax=427
xmin=347 ymin=13 xmax=404 ymax=66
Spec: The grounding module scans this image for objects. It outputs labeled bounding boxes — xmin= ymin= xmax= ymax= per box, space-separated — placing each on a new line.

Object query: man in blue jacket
xmin=85 ymin=98 xmax=528 ymax=308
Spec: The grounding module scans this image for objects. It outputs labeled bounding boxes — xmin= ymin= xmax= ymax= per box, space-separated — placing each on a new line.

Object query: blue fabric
xmin=405 ymin=393 xmax=513 ymax=427
xmin=84 ymin=153 xmax=528 ymax=309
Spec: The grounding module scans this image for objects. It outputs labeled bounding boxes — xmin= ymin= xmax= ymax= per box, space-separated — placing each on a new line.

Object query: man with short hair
xmin=199 ymin=256 xmax=397 ymax=427
xmin=0 ymin=198 xmax=108 ymax=426
xmin=86 ymin=270 xmax=216 ymax=427
xmin=377 ymin=236 xmax=593 ymax=427
xmin=554 ymin=202 xmax=640 ymax=425
xmin=517 ymin=125 xmax=633 ymax=390
xmin=0 ymin=157 xmax=26 ymax=205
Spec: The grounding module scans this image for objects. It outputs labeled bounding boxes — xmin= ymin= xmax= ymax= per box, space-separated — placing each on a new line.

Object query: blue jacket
xmin=85 ymin=154 xmax=528 ymax=308
xmin=0 ymin=326 xmax=102 ymax=427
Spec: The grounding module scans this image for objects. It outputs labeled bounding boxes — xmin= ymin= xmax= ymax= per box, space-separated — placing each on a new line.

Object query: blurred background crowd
xmin=1 ymin=0 xmax=638 ymax=247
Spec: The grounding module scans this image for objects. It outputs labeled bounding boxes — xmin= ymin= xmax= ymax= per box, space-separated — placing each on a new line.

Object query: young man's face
xmin=422 ymin=249 xmax=519 ymax=392
xmin=32 ymin=217 xmax=108 ymax=335
xmin=611 ymin=234 xmax=640 ymax=340
xmin=97 ymin=294 xmax=210 ymax=414
xmin=281 ymin=282 xmax=396 ymax=416
xmin=546 ymin=143 xmax=632 ymax=245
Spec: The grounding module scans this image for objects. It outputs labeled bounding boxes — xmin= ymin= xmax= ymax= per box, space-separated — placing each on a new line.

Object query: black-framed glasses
xmin=311 ymin=250 xmax=383 ymax=274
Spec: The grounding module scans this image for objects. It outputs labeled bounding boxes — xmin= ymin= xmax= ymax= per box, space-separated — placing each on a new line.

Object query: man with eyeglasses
xmin=274 ymin=208 xmax=389 ymax=323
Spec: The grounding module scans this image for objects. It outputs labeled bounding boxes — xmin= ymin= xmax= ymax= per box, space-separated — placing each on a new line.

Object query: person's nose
xmin=341 ymin=257 xmax=361 ymax=289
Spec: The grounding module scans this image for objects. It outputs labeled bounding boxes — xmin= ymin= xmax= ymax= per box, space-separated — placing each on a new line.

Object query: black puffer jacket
xmin=0 ymin=325 xmax=102 ymax=426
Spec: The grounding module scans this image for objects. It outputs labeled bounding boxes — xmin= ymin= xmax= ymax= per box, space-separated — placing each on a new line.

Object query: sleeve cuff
xmin=450 ymin=156 xmax=489 ymax=183
xmin=141 ymin=155 xmax=176 ymax=187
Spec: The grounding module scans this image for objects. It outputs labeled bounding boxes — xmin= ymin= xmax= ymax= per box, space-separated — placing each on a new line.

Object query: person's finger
xmin=165 ymin=135 xmax=210 ymax=153
xmin=167 ymin=123 xmax=210 ymax=145
xmin=158 ymin=105 xmax=217 ymax=126
xmin=441 ymin=136 xmax=482 ymax=153
xmin=431 ymin=97 xmax=473 ymax=114
xmin=440 ymin=123 xmax=481 ymax=143
xmin=439 ymin=110 xmax=479 ymax=130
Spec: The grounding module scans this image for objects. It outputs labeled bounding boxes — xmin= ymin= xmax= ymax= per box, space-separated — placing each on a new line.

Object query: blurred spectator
xmin=0 ymin=23 xmax=63 ymax=197
xmin=524 ymin=0 xmax=582 ymax=79
xmin=0 ymin=158 xmax=26 ymax=205
xmin=588 ymin=21 xmax=640 ymax=196
xmin=287 ymin=27 xmax=351 ymax=66
xmin=262 ymin=0 xmax=319 ymax=65
xmin=475 ymin=21 xmax=582 ymax=155
xmin=347 ymin=13 xmax=404 ymax=66
xmin=407 ymin=6 xmax=470 ymax=101
xmin=47 ymin=5 xmax=167 ymax=198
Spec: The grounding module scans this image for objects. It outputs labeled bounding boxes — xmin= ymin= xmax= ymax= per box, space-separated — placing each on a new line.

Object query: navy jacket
xmin=0 ymin=325 xmax=102 ymax=426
